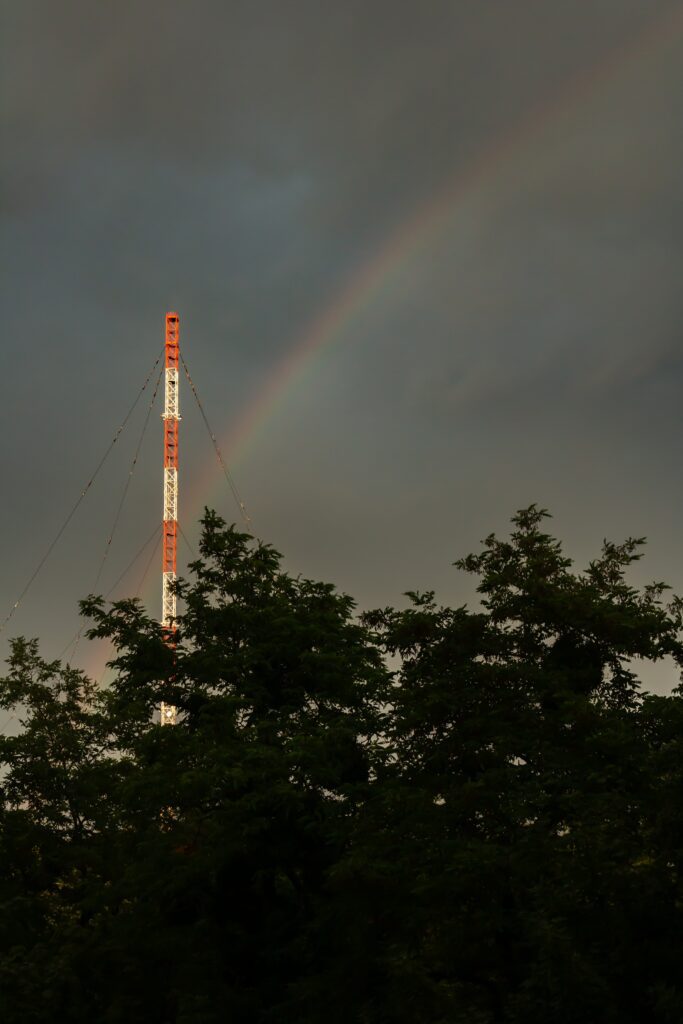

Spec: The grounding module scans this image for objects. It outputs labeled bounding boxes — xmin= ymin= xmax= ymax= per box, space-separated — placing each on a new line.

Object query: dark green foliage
xmin=1 ymin=507 xmax=682 ymax=1022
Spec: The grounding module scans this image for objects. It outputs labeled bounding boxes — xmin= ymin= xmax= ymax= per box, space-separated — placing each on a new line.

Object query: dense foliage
xmin=1 ymin=507 xmax=682 ymax=1022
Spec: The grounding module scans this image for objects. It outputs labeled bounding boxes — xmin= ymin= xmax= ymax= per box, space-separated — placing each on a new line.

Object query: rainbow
xmin=94 ymin=5 xmax=683 ymax=674
xmin=187 ymin=4 xmax=682 ymax=533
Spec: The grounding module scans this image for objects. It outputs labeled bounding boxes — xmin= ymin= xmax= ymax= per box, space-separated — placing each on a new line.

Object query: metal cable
xmin=178 ymin=523 xmax=196 ymax=560
xmin=135 ymin=528 xmax=162 ymax=600
xmin=94 ymin=366 xmax=163 ymax=592
xmin=1 ymin=347 xmax=164 ymax=638
xmin=12 ymin=527 xmax=160 ymax=724
xmin=104 ymin=524 xmax=161 ymax=602
xmin=179 ymin=354 xmax=254 ymax=534
xmin=58 ymin=525 xmax=162 ymax=661
xmin=68 ymin=368 xmax=164 ymax=663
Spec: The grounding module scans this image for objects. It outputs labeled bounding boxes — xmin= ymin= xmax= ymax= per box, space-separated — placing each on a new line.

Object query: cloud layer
xmin=2 ymin=1 xmax=682 ymax=693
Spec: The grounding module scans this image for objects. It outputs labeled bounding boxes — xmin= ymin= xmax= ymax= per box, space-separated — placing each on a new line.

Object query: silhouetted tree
xmin=1 ymin=507 xmax=682 ymax=1023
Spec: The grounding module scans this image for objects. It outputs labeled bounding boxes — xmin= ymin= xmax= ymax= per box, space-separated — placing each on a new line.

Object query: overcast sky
xmin=2 ymin=1 xmax=682 ymax=693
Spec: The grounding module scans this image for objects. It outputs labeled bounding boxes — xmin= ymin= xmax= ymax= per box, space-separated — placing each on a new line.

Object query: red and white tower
xmin=160 ymin=312 xmax=180 ymax=726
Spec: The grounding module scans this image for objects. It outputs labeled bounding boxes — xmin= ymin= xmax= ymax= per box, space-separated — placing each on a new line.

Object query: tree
xmin=0 ymin=512 xmax=389 ymax=1022
xmin=359 ymin=507 xmax=683 ymax=1022
xmin=0 ymin=507 xmax=682 ymax=1023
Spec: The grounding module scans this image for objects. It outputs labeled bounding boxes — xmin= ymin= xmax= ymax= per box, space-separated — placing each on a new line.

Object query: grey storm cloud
xmin=2 ymin=0 xmax=682 ymax=695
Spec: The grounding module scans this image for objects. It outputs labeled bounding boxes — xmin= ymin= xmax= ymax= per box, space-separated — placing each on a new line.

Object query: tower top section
xmin=165 ymin=313 xmax=179 ymax=371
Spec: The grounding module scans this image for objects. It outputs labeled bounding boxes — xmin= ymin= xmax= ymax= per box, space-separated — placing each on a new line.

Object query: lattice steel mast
xmin=160 ymin=312 xmax=179 ymax=726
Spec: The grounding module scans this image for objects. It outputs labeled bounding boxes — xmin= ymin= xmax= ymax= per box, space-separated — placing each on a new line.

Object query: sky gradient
xmin=2 ymin=1 xmax=683 ymax=693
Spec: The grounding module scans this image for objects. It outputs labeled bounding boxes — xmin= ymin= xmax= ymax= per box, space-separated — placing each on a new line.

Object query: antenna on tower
xmin=160 ymin=312 xmax=180 ymax=726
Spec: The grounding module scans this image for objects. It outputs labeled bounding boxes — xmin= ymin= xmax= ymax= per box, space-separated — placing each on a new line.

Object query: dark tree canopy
xmin=1 ymin=507 xmax=682 ymax=1023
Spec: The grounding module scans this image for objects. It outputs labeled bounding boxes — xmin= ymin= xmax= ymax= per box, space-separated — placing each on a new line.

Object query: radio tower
xmin=160 ymin=311 xmax=180 ymax=726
